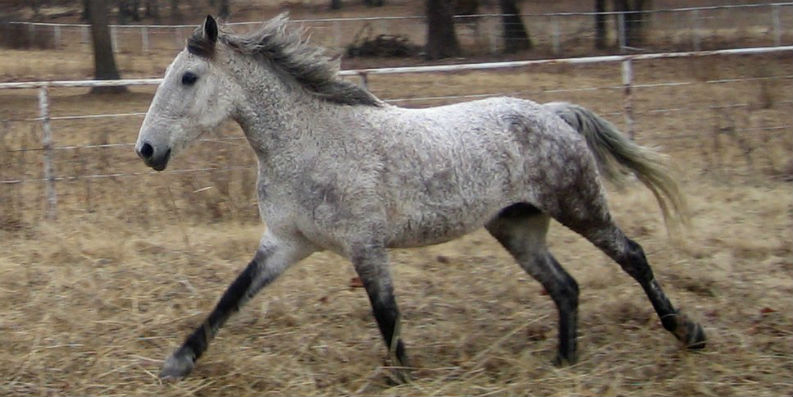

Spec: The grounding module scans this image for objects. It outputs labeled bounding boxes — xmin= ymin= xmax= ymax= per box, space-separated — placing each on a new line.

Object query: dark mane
xmin=187 ymin=14 xmax=382 ymax=107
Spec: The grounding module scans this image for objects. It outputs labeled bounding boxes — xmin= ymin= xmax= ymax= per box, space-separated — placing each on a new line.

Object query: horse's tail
xmin=544 ymin=101 xmax=689 ymax=228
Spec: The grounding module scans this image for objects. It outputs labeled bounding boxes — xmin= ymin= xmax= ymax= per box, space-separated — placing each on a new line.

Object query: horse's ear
xmin=203 ymin=15 xmax=218 ymax=43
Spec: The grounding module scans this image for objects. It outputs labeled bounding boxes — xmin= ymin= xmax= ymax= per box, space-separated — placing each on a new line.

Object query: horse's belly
xmin=384 ymin=195 xmax=506 ymax=248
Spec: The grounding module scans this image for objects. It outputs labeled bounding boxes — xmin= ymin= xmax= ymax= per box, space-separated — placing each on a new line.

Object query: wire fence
xmin=3 ymin=2 xmax=793 ymax=57
xmin=1 ymin=45 xmax=791 ymax=223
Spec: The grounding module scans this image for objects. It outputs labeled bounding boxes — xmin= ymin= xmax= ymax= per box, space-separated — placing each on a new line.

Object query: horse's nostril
xmin=139 ymin=142 xmax=154 ymax=159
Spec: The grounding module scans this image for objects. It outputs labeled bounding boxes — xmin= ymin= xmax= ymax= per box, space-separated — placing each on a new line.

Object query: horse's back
xmin=376 ymin=97 xmax=593 ymax=248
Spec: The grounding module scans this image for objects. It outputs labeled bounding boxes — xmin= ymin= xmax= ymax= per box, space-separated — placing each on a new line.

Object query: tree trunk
xmin=170 ymin=0 xmax=181 ymax=23
xmin=82 ymin=0 xmax=91 ymax=21
xmin=499 ymin=0 xmax=531 ymax=53
xmin=145 ymin=0 xmax=160 ymax=22
xmin=613 ymin=0 xmax=649 ymax=47
xmin=595 ymin=0 xmax=607 ymax=49
xmin=118 ymin=0 xmax=129 ymax=24
xmin=88 ymin=0 xmax=127 ymax=94
xmin=218 ymin=0 xmax=230 ymax=18
xmin=32 ymin=0 xmax=42 ymax=18
xmin=425 ymin=0 xmax=460 ymax=59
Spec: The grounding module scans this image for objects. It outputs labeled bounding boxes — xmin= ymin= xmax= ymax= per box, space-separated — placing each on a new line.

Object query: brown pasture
xmin=1 ymin=9 xmax=792 ymax=396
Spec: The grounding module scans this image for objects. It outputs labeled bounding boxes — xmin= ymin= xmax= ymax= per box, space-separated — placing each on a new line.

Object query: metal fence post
xmin=772 ymin=4 xmax=781 ymax=46
xmin=551 ymin=15 xmax=561 ymax=55
xmin=38 ymin=86 xmax=57 ymax=220
xmin=53 ymin=25 xmax=61 ymax=49
xmin=333 ymin=20 xmax=342 ymax=49
xmin=691 ymin=9 xmax=701 ymax=51
xmin=621 ymin=58 xmax=635 ymax=139
xmin=488 ymin=16 xmax=498 ymax=54
xmin=617 ymin=12 xmax=627 ymax=52
xmin=142 ymin=26 xmax=150 ymax=54
xmin=111 ymin=25 xmax=119 ymax=53
xmin=358 ymin=72 xmax=369 ymax=90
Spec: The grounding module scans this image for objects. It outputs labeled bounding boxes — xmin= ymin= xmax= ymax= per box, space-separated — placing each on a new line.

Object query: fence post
xmin=81 ymin=25 xmax=89 ymax=44
xmin=621 ymin=58 xmax=635 ymax=139
xmin=488 ymin=16 xmax=498 ymax=54
xmin=772 ymin=4 xmax=781 ymax=46
xmin=333 ymin=20 xmax=342 ymax=49
xmin=142 ymin=26 xmax=150 ymax=54
xmin=358 ymin=72 xmax=369 ymax=90
xmin=617 ymin=12 xmax=627 ymax=52
xmin=690 ymin=9 xmax=701 ymax=51
xmin=38 ymin=86 xmax=57 ymax=220
xmin=111 ymin=25 xmax=119 ymax=53
xmin=53 ymin=25 xmax=61 ymax=49
xmin=551 ymin=15 xmax=561 ymax=55
xmin=175 ymin=26 xmax=183 ymax=48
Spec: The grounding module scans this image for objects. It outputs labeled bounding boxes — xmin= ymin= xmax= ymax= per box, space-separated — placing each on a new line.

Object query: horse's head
xmin=136 ymin=16 xmax=237 ymax=171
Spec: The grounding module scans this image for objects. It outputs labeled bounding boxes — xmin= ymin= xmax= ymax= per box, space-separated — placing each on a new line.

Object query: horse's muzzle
xmin=136 ymin=142 xmax=171 ymax=171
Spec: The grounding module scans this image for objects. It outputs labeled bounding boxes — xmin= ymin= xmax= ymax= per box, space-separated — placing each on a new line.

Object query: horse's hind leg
xmin=587 ymin=226 xmax=706 ymax=349
xmin=555 ymin=198 xmax=706 ymax=351
xmin=486 ymin=203 xmax=580 ymax=365
xmin=159 ymin=231 xmax=315 ymax=380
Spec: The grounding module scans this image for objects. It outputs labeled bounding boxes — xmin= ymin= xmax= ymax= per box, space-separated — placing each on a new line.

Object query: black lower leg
xmin=351 ymin=247 xmax=410 ymax=374
xmin=180 ymin=258 xmax=261 ymax=361
xmin=545 ymin=256 xmax=579 ymax=365
xmin=370 ymin=296 xmax=408 ymax=366
xmin=161 ymin=249 xmax=279 ymax=379
xmin=616 ymin=238 xmax=705 ymax=348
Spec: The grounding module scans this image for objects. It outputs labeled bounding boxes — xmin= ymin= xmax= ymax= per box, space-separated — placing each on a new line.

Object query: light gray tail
xmin=544 ymin=101 xmax=689 ymax=228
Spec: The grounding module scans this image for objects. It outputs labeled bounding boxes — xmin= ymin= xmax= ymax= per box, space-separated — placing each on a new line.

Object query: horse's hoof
xmin=672 ymin=313 xmax=706 ymax=350
xmin=384 ymin=367 xmax=412 ymax=385
xmin=159 ymin=351 xmax=195 ymax=381
xmin=684 ymin=321 xmax=706 ymax=350
xmin=552 ymin=352 xmax=578 ymax=367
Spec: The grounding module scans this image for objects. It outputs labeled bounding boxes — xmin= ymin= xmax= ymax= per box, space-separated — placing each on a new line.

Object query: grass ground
xmin=1 ymin=2 xmax=792 ymax=396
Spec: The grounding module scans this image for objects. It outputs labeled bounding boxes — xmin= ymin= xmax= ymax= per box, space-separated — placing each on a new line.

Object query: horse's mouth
xmin=145 ymin=148 xmax=171 ymax=171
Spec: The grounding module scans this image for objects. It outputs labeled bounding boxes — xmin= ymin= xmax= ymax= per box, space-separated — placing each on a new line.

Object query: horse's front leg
xmin=349 ymin=243 xmax=411 ymax=383
xmin=160 ymin=231 xmax=314 ymax=380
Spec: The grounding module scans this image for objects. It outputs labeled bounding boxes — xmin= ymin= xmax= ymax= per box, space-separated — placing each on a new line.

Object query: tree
xmin=613 ymin=0 xmax=650 ymax=47
xmin=170 ymin=0 xmax=182 ymax=23
xmin=118 ymin=0 xmax=141 ymax=24
xmin=87 ymin=0 xmax=127 ymax=93
xmin=425 ymin=0 xmax=460 ymax=59
xmin=594 ymin=0 xmax=607 ymax=49
xmin=144 ymin=0 xmax=160 ymax=22
xmin=499 ymin=0 xmax=531 ymax=53
xmin=217 ymin=0 xmax=229 ymax=18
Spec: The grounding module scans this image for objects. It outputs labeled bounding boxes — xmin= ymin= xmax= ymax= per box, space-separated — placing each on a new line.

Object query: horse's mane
xmin=188 ymin=13 xmax=382 ymax=107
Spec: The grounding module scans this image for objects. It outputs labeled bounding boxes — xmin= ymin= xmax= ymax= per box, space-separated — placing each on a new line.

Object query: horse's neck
xmin=233 ymin=79 xmax=346 ymax=164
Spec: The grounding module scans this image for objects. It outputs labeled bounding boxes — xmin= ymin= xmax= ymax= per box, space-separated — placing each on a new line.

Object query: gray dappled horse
xmin=136 ymin=14 xmax=706 ymax=381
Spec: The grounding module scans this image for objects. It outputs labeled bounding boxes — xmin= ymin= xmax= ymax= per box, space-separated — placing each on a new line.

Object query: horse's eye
xmin=181 ymin=72 xmax=198 ymax=86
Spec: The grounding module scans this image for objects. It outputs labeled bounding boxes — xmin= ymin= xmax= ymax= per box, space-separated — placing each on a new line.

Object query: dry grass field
xmin=2 ymin=3 xmax=793 ymax=396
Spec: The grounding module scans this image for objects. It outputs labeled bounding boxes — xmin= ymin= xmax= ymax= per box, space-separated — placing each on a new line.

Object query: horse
xmin=135 ymin=14 xmax=706 ymax=381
